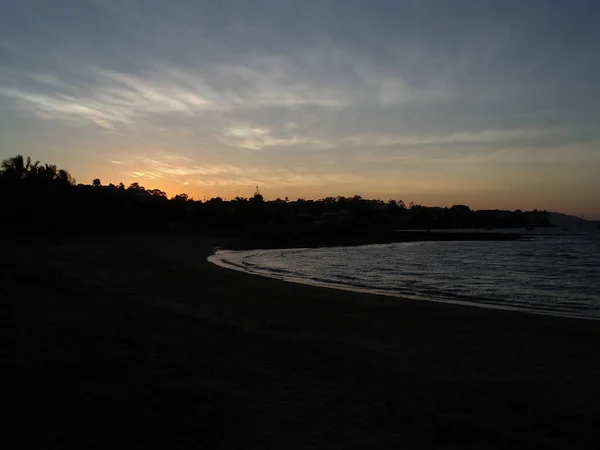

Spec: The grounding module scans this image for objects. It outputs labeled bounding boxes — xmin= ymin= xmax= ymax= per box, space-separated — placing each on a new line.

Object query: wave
xmin=208 ymin=239 xmax=600 ymax=320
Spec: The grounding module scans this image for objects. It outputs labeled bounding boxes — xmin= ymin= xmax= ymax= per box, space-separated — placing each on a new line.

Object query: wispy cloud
xmin=351 ymin=137 xmax=600 ymax=167
xmin=0 ymin=40 xmax=459 ymax=133
xmin=0 ymin=55 xmax=356 ymax=129
xmin=342 ymin=128 xmax=564 ymax=148
xmin=122 ymin=155 xmax=244 ymax=181
xmin=220 ymin=122 xmax=332 ymax=150
xmin=211 ymin=55 xmax=351 ymax=109
xmin=118 ymin=153 xmax=366 ymax=192
xmin=0 ymin=86 xmax=126 ymax=130
xmin=352 ymin=63 xmax=453 ymax=107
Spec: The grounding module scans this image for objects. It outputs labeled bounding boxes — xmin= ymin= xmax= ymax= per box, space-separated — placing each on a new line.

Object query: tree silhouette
xmin=57 ymin=169 xmax=75 ymax=186
xmin=37 ymin=164 xmax=59 ymax=182
xmin=1 ymin=155 xmax=39 ymax=182
xmin=0 ymin=154 xmax=552 ymax=235
xmin=173 ymin=193 xmax=189 ymax=202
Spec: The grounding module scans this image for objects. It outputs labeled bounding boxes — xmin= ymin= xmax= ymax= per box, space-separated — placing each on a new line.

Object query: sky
xmin=1 ymin=0 xmax=599 ymax=217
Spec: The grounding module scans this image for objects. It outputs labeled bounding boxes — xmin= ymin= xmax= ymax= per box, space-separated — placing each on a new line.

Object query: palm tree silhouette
xmin=37 ymin=164 xmax=59 ymax=182
xmin=1 ymin=155 xmax=39 ymax=181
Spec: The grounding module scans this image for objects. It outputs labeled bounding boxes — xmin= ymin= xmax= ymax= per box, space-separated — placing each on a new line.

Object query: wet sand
xmin=2 ymin=235 xmax=600 ymax=449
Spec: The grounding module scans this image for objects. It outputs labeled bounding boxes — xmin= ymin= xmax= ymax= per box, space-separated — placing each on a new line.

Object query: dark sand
xmin=2 ymin=235 xmax=599 ymax=449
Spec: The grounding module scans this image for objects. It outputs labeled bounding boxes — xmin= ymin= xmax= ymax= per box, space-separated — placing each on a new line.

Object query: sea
xmin=209 ymin=230 xmax=600 ymax=319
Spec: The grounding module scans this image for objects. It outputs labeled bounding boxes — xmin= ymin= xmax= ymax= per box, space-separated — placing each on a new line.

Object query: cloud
xmin=352 ymin=63 xmax=453 ymax=107
xmin=189 ymin=169 xmax=365 ymax=191
xmin=480 ymin=139 xmax=600 ymax=165
xmin=0 ymin=46 xmax=362 ymax=128
xmin=342 ymin=128 xmax=564 ymax=148
xmin=350 ymin=137 xmax=600 ymax=168
xmin=0 ymin=86 xmax=123 ymax=129
xmin=117 ymin=152 xmax=367 ymax=193
xmin=220 ymin=123 xmax=332 ymax=150
xmin=211 ymin=56 xmax=351 ymax=109
xmin=0 ymin=38 xmax=459 ymax=133
xmin=121 ymin=154 xmax=244 ymax=181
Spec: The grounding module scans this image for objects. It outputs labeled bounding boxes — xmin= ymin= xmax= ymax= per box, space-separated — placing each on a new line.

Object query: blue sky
xmin=1 ymin=0 xmax=599 ymax=216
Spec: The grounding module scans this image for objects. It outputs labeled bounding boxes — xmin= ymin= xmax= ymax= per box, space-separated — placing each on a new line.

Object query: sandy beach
xmin=2 ymin=234 xmax=600 ymax=449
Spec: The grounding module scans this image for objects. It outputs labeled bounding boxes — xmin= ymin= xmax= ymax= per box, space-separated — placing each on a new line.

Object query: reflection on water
xmin=211 ymin=232 xmax=600 ymax=319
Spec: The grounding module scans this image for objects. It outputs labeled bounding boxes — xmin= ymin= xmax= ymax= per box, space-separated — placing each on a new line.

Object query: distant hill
xmin=548 ymin=212 xmax=600 ymax=229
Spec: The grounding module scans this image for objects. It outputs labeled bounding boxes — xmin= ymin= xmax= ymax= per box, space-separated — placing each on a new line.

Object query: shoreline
xmin=209 ymin=247 xmax=599 ymax=322
xmin=4 ymin=234 xmax=600 ymax=448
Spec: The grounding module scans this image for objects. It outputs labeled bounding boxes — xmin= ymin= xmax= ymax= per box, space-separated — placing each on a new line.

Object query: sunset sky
xmin=1 ymin=0 xmax=599 ymax=217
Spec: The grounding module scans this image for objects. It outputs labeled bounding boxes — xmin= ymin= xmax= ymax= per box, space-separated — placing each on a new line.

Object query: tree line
xmin=0 ymin=155 xmax=550 ymax=236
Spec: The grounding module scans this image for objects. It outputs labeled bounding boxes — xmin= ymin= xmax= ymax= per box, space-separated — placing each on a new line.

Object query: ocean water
xmin=209 ymin=231 xmax=600 ymax=319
